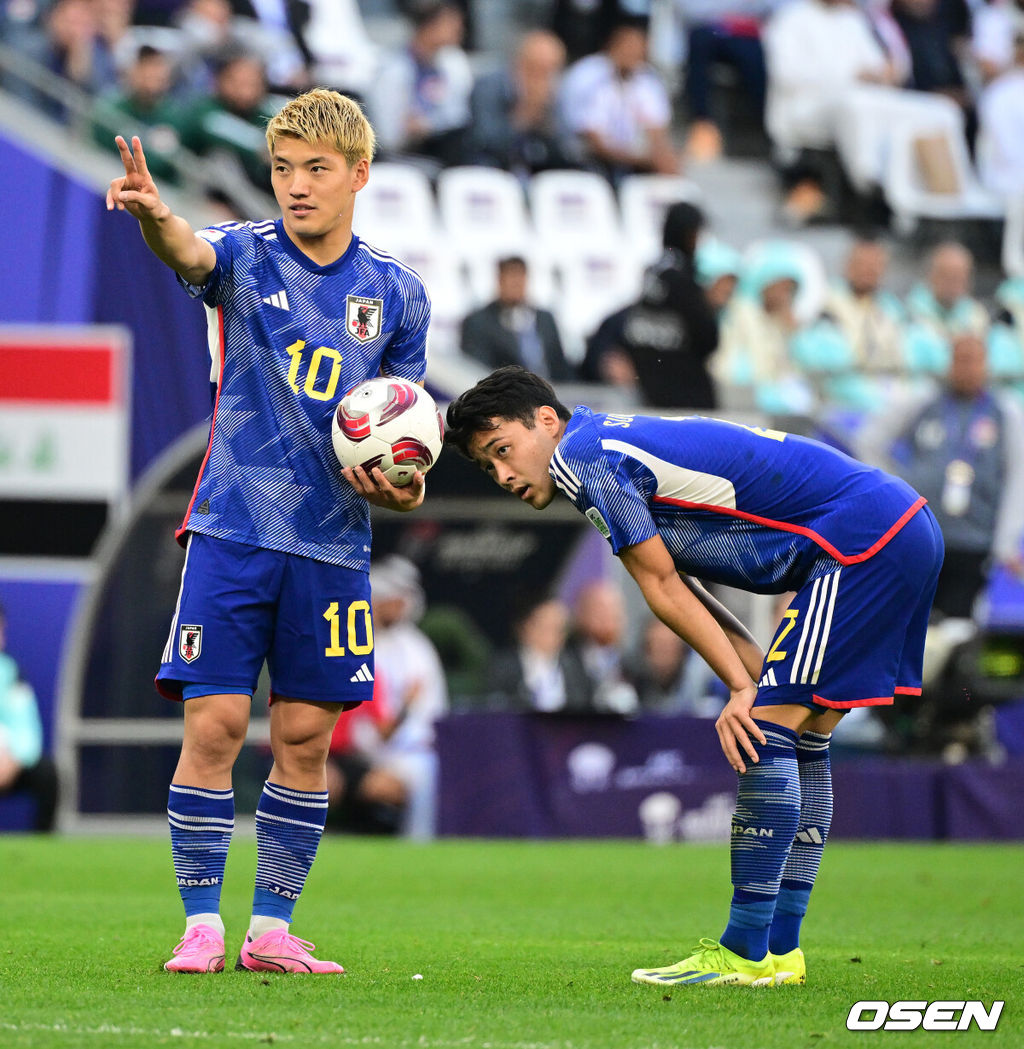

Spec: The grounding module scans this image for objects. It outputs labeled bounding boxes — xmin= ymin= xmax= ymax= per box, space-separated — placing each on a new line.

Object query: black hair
xmin=444 ymin=366 xmax=571 ymax=459
xmin=497 ymin=255 xmax=527 ymax=273
xmin=662 ymin=201 xmax=704 ymax=255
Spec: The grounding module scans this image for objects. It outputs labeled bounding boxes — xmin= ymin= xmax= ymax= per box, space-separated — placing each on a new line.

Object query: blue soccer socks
xmin=770 ymin=731 xmax=833 ymax=956
xmin=168 ymin=784 xmax=234 ymax=919
xmin=721 ymin=724 xmax=801 ymax=962
xmin=251 ymin=781 xmax=329 ymax=924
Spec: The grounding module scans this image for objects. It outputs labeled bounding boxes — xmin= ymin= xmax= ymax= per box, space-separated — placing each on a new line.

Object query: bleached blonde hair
xmin=265 ymin=89 xmax=376 ymax=166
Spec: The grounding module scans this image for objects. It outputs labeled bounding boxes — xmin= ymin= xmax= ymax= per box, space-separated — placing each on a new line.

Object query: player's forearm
xmin=680 ymin=576 xmax=763 ymax=681
xmin=641 ymin=575 xmax=756 ymax=693
xmin=137 ymin=207 xmax=214 ymax=285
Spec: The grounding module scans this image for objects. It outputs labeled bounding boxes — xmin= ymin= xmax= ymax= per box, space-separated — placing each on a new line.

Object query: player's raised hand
xmin=343 ymin=465 xmax=426 ymax=512
xmin=106 ymin=135 xmax=166 ymax=219
xmin=715 ymin=684 xmax=764 ymax=774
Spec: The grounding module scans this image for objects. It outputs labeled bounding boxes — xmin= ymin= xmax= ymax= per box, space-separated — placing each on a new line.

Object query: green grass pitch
xmin=1 ymin=836 xmax=1021 ymax=1049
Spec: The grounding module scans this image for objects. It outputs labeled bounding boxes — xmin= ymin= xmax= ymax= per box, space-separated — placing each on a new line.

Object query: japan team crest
xmin=346 ymin=295 xmax=384 ymax=343
xmin=178 ymin=624 xmax=203 ymax=664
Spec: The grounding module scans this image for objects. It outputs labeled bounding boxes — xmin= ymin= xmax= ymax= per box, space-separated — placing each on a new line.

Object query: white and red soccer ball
xmin=331 ymin=377 xmax=444 ymax=487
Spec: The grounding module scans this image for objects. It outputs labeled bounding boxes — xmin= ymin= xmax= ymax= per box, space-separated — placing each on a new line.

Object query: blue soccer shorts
xmin=156 ymin=532 xmax=375 ymax=705
xmin=753 ymin=504 xmax=944 ymax=711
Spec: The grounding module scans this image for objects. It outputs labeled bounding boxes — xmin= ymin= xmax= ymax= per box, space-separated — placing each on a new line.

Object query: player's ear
xmin=352 ymin=157 xmax=370 ymax=192
xmin=537 ymin=405 xmax=561 ymax=434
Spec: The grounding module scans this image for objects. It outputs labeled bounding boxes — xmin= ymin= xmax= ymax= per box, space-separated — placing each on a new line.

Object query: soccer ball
xmin=331 ymin=377 xmax=444 ymax=487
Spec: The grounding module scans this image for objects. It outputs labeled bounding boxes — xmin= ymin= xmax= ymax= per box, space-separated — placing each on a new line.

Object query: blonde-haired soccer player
xmin=108 ymin=89 xmax=431 ymax=974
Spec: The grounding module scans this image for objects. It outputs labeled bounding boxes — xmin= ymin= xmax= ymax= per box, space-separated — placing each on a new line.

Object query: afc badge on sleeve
xmin=179 ymin=624 xmax=203 ymax=664
xmin=346 ymin=295 xmax=384 ymax=342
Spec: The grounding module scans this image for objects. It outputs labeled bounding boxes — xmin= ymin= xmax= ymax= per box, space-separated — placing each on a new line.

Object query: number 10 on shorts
xmin=323 ymin=600 xmax=374 ymax=657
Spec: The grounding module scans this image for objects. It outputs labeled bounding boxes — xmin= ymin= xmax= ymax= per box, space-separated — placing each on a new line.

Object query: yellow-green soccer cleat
xmin=631 ymin=938 xmax=775 ymax=987
xmin=770 ymin=947 xmax=806 ymax=985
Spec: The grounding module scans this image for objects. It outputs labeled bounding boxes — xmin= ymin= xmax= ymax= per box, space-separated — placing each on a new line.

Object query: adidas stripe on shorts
xmin=753 ymin=504 xmax=944 ymax=711
xmin=157 ymin=532 xmax=375 ymax=705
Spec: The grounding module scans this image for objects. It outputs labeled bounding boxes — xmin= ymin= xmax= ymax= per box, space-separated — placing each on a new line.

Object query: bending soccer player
xmin=445 ymin=367 xmax=943 ymax=987
xmin=107 ymin=90 xmax=430 ymax=973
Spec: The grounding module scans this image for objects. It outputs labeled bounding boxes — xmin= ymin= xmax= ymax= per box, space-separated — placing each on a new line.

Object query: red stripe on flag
xmin=0 ymin=346 xmax=117 ymax=404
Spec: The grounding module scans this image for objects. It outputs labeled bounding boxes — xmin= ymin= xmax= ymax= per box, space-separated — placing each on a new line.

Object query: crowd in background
xmin=3 ymin=0 xmax=1024 ymax=833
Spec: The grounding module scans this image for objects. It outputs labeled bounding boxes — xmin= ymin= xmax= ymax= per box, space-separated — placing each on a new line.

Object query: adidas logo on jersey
xmin=261 ymin=290 xmax=290 ymax=310
xmin=350 ymin=663 xmax=374 ymax=683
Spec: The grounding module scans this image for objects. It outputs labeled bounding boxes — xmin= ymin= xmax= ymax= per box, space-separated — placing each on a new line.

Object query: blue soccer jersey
xmin=176 ymin=220 xmax=430 ymax=571
xmin=550 ymin=408 xmax=927 ymax=594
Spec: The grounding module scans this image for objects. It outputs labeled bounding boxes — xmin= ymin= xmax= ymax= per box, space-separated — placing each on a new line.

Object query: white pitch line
xmin=0 ymin=1024 xmax=727 ymax=1049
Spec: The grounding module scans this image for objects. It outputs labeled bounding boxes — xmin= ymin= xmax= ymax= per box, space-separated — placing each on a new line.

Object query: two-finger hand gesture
xmin=106 ymin=135 xmax=165 ymax=220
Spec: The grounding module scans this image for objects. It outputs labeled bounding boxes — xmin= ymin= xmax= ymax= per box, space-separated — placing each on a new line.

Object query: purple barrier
xmin=942 ymin=762 xmax=1024 ymax=839
xmin=436 ymin=714 xmax=1024 ymax=840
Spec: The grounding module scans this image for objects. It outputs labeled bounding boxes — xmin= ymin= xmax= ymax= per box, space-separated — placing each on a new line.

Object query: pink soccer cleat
xmin=236 ymin=929 xmax=345 ymax=974
xmin=164 ymin=924 xmax=226 ymax=973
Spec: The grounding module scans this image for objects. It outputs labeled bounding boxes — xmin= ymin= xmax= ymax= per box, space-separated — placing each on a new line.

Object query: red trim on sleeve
xmin=175 ymin=306 xmax=225 ymax=546
xmin=651 ymin=495 xmax=928 ymax=566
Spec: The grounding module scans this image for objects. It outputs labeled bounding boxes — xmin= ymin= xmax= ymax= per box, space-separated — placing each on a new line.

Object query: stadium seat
xmin=1001 ymin=192 xmax=1024 ymax=279
xmin=436 ymin=166 xmax=532 ymax=257
xmin=882 ymin=118 xmax=1003 ymax=235
xmin=987 ymin=323 xmax=1024 ymax=382
xmin=353 ymin=162 xmax=437 ymax=245
xmin=390 ymin=243 xmax=469 ymax=357
xmin=618 ymin=174 xmax=702 ymax=263
xmin=528 ymin=170 xmax=622 ymax=258
xmin=555 ymin=247 xmax=645 ymax=363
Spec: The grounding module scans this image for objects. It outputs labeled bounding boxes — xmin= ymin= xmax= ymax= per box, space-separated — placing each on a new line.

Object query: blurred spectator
xmin=172 ymin=0 xmax=307 ymax=95
xmin=368 ymin=1 xmax=472 ymax=167
xmin=822 ymin=236 xmax=908 ymax=373
xmin=301 ymin=0 xmax=378 ymax=99
xmin=91 ymin=45 xmax=183 ymax=182
xmin=677 ymin=0 xmax=778 ymax=162
xmin=978 ymin=27 xmax=1024 ymax=197
xmin=890 ymin=0 xmax=972 ymax=111
xmin=710 ymin=242 xmax=819 ymax=414
xmin=468 ymin=29 xmax=576 ymax=179
xmin=905 ymin=241 xmax=990 ymax=346
xmin=0 ymin=604 xmax=58 ymax=832
xmin=972 ymin=0 xmax=1024 ymax=83
xmin=696 ymin=238 xmax=743 ymax=317
xmin=577 ymin=303 xmax=639 ymax=392
xmin=559 ymin=19 xmax=679 ymax=185
xmin=488 ymin=595 xmax=594 ymax=713
xmin=763 ymin=0 xmax=898 ymax=223
xmin=872 ymin=333 xmax=1024 ymax=617
xmin=326 ymin=677 xmax=406 ymax=835
xmin=460 ymin=256 xmax=573 ymax=380
xmin=25 ymin=0 xmax=120 ymax=115
xmin=364 ymin=555 xmax=449 ymax=840
xmin=551 ymin=0 xmax=641 ymax=62
xmin=616 ymin=201 xmax=720 ymax=408
xmin=624 ymin=617 xmax=725 ymax=716
xmin=177 ymin=48 xmax=279 ymax=192
xmin=566 ymin=581 xmax=640 ymax=715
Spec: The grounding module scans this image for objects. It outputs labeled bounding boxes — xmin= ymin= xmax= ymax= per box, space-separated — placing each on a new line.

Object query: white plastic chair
xmin=387 ymin=243 xmax=469 ymax=357
xmin=618 ymin=174 xmax=702 ymax=263
xmin=883 ymin=118 xmax=1004 ymax=235
xmin=353 ymin=162 xmax=437 ymax=244
xmin=556 ymin=248 xmax=645 ymax=363
xmin=436 ymin=166 xmax=532 ymax=256
xmin=1001 ymin=192 xmax=1024 ymax=278
xmin=528 ymin=170 xmax=622 ymax=256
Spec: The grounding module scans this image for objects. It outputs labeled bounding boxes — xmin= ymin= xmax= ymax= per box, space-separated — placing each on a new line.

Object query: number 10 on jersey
xmin=323 ymin=600 xmax=373 ymax=657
